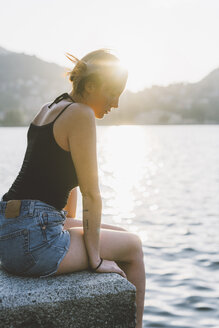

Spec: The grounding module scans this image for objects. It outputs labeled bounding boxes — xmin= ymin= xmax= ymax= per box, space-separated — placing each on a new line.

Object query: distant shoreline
xmin=0 ymin=123 xmax=219 ymax=128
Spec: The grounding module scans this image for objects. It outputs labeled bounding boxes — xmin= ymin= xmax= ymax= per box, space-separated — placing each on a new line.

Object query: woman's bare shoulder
xmin=65 ymin=102 xmax=95 ymax=130
xmin=68 ymin=102 xmax=95 ymax=118
xmin=65 ymin=103 xmax=96 ymax=138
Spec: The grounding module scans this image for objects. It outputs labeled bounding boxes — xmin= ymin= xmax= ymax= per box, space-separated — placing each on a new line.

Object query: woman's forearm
xmin=82 ymin=193 xmax=102 ymax=268
xmin=63 ymin=217 xmax=127 ymax=231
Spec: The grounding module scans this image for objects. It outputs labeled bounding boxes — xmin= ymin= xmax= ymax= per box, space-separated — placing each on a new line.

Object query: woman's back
xmin=2 ymin=94 xmax=78 ymax=210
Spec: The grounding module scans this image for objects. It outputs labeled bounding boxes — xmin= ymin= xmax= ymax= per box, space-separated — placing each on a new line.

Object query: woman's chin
xmin=95 ymin=112 xmax=105 ymax=119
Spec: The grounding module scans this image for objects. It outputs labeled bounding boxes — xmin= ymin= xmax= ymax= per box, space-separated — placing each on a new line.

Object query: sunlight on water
xmin=97 ymin=126 xmax=166 ymax=242
xmin=97 ymin=126 xmax=154 ymax=237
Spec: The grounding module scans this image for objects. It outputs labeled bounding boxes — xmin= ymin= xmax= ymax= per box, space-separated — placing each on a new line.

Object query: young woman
xmin=0 ymin=49 xmax=145 ymax=328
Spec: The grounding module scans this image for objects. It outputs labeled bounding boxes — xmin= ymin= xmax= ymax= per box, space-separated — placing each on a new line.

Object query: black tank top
xmin=2 ymin=93 xmax=78 ymax=210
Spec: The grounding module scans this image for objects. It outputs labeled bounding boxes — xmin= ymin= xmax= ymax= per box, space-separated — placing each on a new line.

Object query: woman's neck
xmin=68 ymin=90 xmax=85 ymax=104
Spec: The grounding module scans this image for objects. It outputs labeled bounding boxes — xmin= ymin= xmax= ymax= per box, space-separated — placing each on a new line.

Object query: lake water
xmin=0 ymin=125 xmax=218 ymax=328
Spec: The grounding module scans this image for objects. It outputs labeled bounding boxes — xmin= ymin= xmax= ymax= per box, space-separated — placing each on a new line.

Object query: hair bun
xmin=68 ymin=59 xmax=87 ymax=82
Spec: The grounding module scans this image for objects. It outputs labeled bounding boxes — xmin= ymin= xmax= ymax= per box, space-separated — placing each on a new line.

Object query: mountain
xmin=0 ymin=46 xmax=70 ymax=125
xmin=0 ymin=46 xmax=12 ymax=55
xmin=0 ymin=46 xmax=218 ymax=125
xmin=102 ymin=68 xmax=219 ymax=125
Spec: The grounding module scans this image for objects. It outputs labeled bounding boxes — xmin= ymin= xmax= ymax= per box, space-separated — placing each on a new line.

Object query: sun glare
xmin=116 ymin=50 xmax=155 ymax=92
xmin=97 ymin=126 xmax=147 ymax=225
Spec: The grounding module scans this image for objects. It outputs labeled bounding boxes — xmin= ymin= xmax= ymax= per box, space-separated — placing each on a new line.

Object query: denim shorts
xmin=0 ymin=199 xmax=71 ymax=278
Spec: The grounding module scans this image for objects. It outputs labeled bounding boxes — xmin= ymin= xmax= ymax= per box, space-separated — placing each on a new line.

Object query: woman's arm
xmin=66 ymin=104 xmax=102 ymax=269
xmin=63 ymin=218 xmax=127 ymax=231
xmin=63 ymin=188 xmax=127 ymax=231
xmin=63 ymin=187 xmax=77 ymax=218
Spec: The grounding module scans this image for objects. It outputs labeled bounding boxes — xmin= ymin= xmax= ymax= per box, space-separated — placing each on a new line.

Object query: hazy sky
xmin=0 ymin=0 xmax=218 ymax=91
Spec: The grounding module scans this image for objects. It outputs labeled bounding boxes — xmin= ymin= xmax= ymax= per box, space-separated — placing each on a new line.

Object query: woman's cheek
xmin=105 ymin=95 xmax=112 ymax=107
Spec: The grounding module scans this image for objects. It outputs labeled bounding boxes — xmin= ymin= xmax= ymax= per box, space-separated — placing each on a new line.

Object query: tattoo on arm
xmin=85 ymin=219 xmax=89 ymax=230
xmin=83 ymin=209 xmax=88 ymax=230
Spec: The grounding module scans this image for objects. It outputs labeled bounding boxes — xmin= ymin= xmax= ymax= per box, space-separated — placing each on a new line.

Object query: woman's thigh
xmin=55 ymin=227 xmax=142 ymax=275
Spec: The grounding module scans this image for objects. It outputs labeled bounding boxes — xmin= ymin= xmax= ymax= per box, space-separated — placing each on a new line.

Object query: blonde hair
xmin=65 ymin=48 xmax=128 ymax=96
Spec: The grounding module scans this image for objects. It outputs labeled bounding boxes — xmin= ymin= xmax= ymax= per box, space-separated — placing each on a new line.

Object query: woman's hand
xmin=94 ymin=259 xmax=127 ymax=279
xmin=63 ymin=187 xmax=77 ymax=218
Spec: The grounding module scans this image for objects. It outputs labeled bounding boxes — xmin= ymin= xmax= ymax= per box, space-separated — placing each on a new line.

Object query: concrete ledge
xmin=0 ymin=268 xmax=136 ymax=328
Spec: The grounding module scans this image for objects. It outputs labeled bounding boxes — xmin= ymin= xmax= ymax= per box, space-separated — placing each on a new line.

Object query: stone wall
xmin=0 ymin=268 xmax=136 ymax=328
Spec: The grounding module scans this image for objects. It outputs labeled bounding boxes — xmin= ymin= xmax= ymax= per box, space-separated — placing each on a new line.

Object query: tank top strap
xmin=48 ymin=93 xmax=74 ymax=108
xmin=52 ymin=102 xmax=74 ymax=124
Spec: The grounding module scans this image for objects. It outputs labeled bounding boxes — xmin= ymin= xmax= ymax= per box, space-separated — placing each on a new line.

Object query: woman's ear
xmin=84 ymin=80 xmax=97 ymax=94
